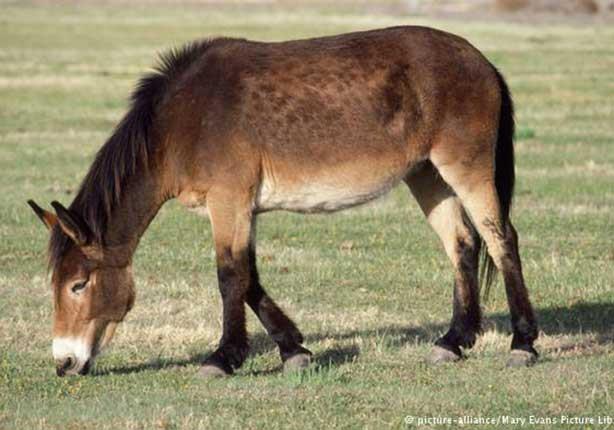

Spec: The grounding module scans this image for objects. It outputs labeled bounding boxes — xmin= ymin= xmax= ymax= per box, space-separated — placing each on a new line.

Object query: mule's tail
xmin=479 ymin=66 xmax=516 ymax=300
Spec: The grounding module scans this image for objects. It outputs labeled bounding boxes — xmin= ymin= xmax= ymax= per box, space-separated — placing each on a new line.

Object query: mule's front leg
xmin=200 ymin=252 xmax=250 ymax=376
xmin=200 ymin=193 xmax=252 ymax=377
xmin=246 ymin=245 xmax=312 ymax=372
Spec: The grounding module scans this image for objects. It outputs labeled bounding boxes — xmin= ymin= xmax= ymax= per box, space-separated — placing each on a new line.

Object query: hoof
xmin=428 ymin=345 xmax=462 ymax=364
xmin=283 ymin=353 xmax=312 ymax=373
xmin=506 ymin=349 xmax=538 ymax=368
xmin=198 ymin=364 xmax=232 ymax=378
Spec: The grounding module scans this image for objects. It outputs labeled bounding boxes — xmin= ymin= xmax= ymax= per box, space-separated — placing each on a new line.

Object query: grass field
xmin=1 ymin=2 xmax=613 ymax=429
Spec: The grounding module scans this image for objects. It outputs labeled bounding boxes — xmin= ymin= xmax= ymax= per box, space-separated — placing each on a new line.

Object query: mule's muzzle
xmin=55 ymin=356 xmax=91 ymax=377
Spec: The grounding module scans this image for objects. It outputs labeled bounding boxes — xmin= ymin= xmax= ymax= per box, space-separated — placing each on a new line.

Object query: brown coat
xmin=29 ymin=26 xmax=538 ymax=377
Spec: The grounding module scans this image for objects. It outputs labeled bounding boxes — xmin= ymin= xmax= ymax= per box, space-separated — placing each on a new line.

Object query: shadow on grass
xmin=95 ymin=301 xmax=613 ymax=376
xmin=314 ymin=345 xmax=360 ymax=367
xmin=92 ymin=352 xmax=210 ymax=377
xmin=489 ymin=301 xmax=614 ymax=342
xmin=93 ymin=332 xmax=272 ymax=377
xmin=303 ymin=301 xmax=614 ymax=346
xmin=94 ymin=334 xmax=360 ymax=377
xmin=244 ymin=345 xmax=361 ymax=377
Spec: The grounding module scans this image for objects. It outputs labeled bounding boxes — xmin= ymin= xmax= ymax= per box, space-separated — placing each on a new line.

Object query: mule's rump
xmin=166 ymin=26 xmax=501 ymax=214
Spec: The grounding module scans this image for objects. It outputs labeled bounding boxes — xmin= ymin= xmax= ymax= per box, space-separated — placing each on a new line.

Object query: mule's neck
xmin=102 ymin=171 xmax=167 ymax=257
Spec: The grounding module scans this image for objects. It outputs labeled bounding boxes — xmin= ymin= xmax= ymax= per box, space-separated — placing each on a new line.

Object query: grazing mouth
xmin=53 ymin=323 xmax=117 ymax=377
xmin=56 ymin=357 xmax=91 ymax=377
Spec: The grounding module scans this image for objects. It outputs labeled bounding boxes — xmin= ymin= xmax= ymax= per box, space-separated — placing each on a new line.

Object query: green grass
xmin=1 ymin=3 xmax=613 ymax=429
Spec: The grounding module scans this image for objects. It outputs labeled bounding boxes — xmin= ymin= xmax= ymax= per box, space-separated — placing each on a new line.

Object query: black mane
xmin=48 ymin=39 xmax=217 ymax=270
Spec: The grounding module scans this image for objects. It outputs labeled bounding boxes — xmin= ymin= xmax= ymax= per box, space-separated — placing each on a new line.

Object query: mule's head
xmin=28 ymin=200 xmax=135 ymax=376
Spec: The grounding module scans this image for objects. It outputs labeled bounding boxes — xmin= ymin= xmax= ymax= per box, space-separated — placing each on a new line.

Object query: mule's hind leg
xmin=405 ymin=162 xmax=481 ymax=363
xmin=246 ymin=242 xmax=312 ymax=372
xmin=431 ymin=152 xmax=538 ymax=367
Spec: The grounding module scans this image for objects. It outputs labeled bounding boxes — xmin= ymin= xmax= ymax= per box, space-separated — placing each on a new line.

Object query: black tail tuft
xmin=480 ymin=66 xmax=516 ymax=300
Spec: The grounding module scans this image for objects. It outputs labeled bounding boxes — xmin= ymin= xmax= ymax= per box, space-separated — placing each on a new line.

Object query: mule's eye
xmin=71 ymin=281 xmax=88 ymax=294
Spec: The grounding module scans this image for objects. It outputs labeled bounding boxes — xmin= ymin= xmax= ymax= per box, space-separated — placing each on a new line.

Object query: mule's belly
xmin=254 ymin=167 xmax=405 ymax=213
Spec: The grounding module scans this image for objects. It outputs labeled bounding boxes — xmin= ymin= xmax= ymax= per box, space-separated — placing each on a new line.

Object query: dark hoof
xmin=506 ymin=349 xmax=538 ymax=368
xmin=198 ymin=352 xmax=234 ymax=378
xmin=198 ymin=364 xmax=232 ymax=378
xmin=428 ymin=345 xmax=462 ymax=364
xmin=283 ymin=353 xmax=312 ymax=373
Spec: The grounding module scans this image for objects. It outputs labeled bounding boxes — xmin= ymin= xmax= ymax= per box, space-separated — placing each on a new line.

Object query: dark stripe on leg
xmin=245 ymin=246 xmax=308 ymax=361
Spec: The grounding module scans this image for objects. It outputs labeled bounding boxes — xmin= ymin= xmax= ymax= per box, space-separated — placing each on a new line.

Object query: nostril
xmin=55 ymin=356 xmax=75 ymax=374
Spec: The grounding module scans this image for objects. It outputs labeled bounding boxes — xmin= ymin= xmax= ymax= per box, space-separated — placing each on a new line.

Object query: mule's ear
xmin=50 ymin=201 xmax=91 ymax=246
xmin=27 ymin=199 xmax=57 ymax=230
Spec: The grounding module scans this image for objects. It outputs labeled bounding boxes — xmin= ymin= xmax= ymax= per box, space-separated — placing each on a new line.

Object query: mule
xmin=28 ymin=26 xmax=538 ymax=377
